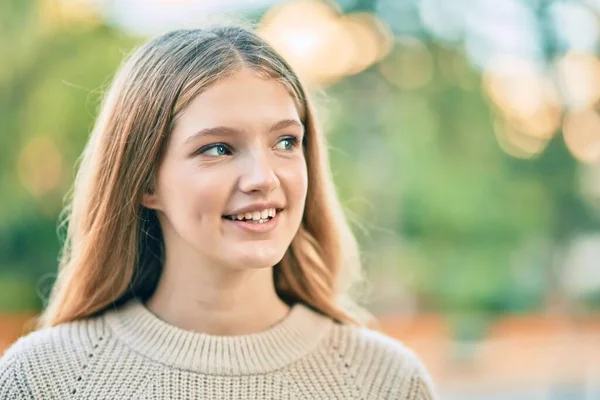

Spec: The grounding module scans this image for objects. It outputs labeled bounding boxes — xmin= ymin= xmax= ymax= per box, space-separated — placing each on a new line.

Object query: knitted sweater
xmin=0 ymin=298 xmax=437 ymax=399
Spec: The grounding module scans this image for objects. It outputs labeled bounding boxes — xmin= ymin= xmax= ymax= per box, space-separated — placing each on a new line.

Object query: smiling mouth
xmin=222 ymin=208 xmax=283 ymax=222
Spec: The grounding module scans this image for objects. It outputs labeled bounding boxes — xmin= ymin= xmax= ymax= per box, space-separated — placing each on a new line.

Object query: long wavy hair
xmin=37 ymin=25 xmax=373 ymax=329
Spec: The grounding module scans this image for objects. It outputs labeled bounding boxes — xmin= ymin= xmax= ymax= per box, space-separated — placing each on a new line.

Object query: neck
xmin=145 ymin=263 xmax=290 ymax=336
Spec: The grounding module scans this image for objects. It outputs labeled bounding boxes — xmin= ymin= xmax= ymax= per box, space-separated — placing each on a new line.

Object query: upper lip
xmin=224 ymin=201 xmax=284 ymax=216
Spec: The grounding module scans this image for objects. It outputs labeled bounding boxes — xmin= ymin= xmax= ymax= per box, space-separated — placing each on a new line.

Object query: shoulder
xmin=325 ymin=322 xmax=438 ymax=399
xmin=1 ymin=313 xmax=108 ymax=362
xmin=328 ymin=322 xmax=425 ymax=368
xmin=0 ymin=315 xmax=108 ymax=399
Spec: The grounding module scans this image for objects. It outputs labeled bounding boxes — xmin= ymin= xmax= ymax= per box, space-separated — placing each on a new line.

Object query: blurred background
xmin=1 ymin=0 xmax=600 ymax=398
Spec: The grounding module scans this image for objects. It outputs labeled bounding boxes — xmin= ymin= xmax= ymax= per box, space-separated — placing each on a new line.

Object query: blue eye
xmin=199 ymin=144 xmax=231 ymax=156
xmin=275 ymin=136 xmax=299 ymax=150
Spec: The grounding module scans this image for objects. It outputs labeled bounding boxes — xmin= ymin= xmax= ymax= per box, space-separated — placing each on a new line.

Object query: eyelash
xmin=195 ymin=136 xmax=301 ymax=157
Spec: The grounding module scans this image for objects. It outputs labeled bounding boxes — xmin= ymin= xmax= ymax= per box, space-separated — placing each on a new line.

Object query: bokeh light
xmin=563 ymin=106 xmax=600 ymax=164
xmin=493 ymin=118 xmax=550 ymax=160
xmin=259 ymin=0 xmax=350 ymax=85
xmin=17 ymin=136 xmax=64 ymax=198
xmin=554 ymin=51 xmax=600 ymax=111
xmin=38 ymin=0 xmax=102 ymax=31
xmin=483 ymin=55 xmax=562 ymax=158
xmin=378 ymin=36 xmax=434 ymax=90
xmin=259 ymin=0 xmax=392 ymax=86
xmin=339 ymin=12 xmax=394 ymax=76
xmin=549 ymin=1 xmax=600 ymax=53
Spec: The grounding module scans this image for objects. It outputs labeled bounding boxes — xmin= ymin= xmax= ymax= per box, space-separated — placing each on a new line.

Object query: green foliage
xmin=0 ymin=3 xmax=140 ymax=311
xmin=326 ymin=45 xmax=599 ymax=315
xmin=0 ymin=273 xmax=41 ymax=313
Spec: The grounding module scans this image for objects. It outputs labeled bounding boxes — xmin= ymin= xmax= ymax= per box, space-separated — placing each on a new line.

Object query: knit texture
xmin=0 ymin=298 xmax=437 ymax=399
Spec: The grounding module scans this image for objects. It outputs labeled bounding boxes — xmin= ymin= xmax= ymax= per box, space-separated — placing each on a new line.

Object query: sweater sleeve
xmin=0 ymin=343 xmax=34 ymax=400
xmin=407 ymin=354 xmax=438 ymax=400
xmin=411 ymin=372 xmax=437 ymax=400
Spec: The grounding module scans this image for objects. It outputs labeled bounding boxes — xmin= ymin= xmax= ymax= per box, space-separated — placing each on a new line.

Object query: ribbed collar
xmin=103 ymin=297 xmax=334 ymax=375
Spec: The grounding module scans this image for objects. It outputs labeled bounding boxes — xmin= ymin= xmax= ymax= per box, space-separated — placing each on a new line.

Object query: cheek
xmin=279 ymin=157 xmax=308 ymax=206
xmin=158 ymin=162 xmax=229 ymax=219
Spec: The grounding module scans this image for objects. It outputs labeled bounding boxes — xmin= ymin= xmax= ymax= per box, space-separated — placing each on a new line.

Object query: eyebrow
xmin=184 ymin=119 xmax=304 ymax=144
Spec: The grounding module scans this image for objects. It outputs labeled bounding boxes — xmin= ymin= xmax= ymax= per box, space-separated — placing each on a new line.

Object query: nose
xmin=238 ymin=150 xmax=280 ymax=194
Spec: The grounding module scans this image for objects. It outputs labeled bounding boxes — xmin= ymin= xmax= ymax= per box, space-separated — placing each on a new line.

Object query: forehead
xmin=173 ymin=69 xmax=301 ymax=140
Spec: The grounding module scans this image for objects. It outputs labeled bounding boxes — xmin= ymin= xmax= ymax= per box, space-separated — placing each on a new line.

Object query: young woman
xmin=0 ymin=26 xmax=437 ymax=399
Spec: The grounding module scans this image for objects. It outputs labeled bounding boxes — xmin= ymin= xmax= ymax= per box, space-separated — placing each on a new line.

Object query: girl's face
xmin=143 ymin=68 xmax=308 ymax=271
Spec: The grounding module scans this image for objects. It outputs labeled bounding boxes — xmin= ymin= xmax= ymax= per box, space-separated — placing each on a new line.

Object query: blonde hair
xmin=38 ymin=26 xmax=373 ymax=329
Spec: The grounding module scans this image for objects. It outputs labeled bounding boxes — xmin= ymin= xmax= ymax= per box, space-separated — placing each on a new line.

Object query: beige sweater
xmin=0 ymin=298 xmax=437 ymax=399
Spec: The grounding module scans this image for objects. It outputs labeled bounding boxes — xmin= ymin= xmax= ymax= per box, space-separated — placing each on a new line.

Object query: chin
xmin=231 ymin=246 xmax=285 ymax=270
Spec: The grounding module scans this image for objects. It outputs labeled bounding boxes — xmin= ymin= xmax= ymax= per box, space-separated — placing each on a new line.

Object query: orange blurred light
xmin=17 ymin=136 xmax=64 ymax=197
xmin=259 ymin=1 xmax=393 ymax=86
xmin=259 ymin=0 xmax=348 ymax=85
xmin=483 ymin=55 xmax=562 ymax=140
xmin=563 ymin=106 xmax=600 ymax=164
xmin=505 ymin=105 xmax=562 ymax=140
xmin=39 ymin=0 xmax=102 ymax=31
xmin=493 ymin=118 xmax=549 ymax=159
xmin=555 ymin=51 xmax=600 ymax=111
xmin=378 ymin=36 xmax=434 ymax=90
xmin=339 ymin=12 xmax=394 ymax=76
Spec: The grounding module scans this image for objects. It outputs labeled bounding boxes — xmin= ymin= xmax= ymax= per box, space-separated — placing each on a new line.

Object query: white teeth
xmin=248 ymin=219 xmax=267 ymax=224
xmin=228 ymin=208 xmax=278 ymax=222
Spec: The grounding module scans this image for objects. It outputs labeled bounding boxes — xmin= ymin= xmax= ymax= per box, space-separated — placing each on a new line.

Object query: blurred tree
xmin=0 ymin=0 xmax=139 ymax=311
xmin=326 ymin=41 xmax=600 ymax=333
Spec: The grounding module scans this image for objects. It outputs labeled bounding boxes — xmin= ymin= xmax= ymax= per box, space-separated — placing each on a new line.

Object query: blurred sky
xmin=93 ymin=0 xmax=600 ymax=65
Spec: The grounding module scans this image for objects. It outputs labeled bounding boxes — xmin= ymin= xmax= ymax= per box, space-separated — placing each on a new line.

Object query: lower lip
xmin=223 ymin=211 xmax=281 ymax=233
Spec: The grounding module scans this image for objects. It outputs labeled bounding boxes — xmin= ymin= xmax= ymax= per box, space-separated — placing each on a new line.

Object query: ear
xmin=141 ymin=191 xmax=162 ymax=211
